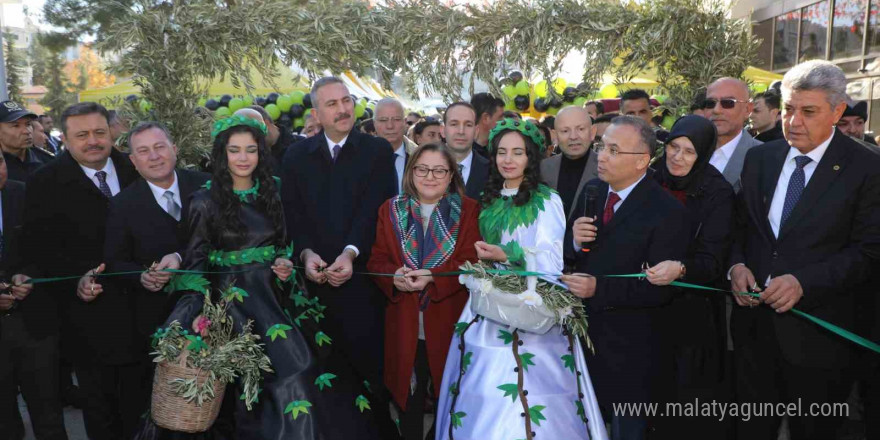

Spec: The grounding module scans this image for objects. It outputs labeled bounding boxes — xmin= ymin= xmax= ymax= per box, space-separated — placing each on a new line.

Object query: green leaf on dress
xmin=561 ymin=354 xmax=575 ymax=373
xmin=462 ymin=352 xmax=473 ymax=373
xmin=576 ymin=400 xmax=587 ymax=423
xmin=266 ymin=323 xmax=293 ymax=341
xmin=224 ymin=287 xmax=249 ymax=303
xmin=314 ymin=373 xmax=336 ymax=391
xmin=292 ymin=293 xmax=310 ymax=307
xmin=528 ymin=405 xmax=547 ymax=426
xmin=451 ymin=411 xmax=466 ymax=429
xmin=497 ymin=329 xmax=513 ymax=344
xmin=497 ymin=383 xmax=519 ymax=402
xmin=448 ymin=383 xmax=458 ymax=396
xmin=454 ymin=321 xmax=468 ymax=336
xmin=355 ymin=395 xmax=371 ymax=412
xmin=314 ymin=331 xmax=332 ymax=347
xmin=519 ymin=352 xmax=536 ymax=372
xmin=164 ymin=273 xmax=210 ymax=294
xmin=283 ymin=400 xmax=312 ymax=420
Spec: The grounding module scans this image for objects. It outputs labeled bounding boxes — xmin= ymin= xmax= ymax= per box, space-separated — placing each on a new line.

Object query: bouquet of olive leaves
xmin=151 ymin=285 xmax=272 ymax=411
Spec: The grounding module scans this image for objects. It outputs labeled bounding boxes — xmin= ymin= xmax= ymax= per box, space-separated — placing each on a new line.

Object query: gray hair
xmin=375 ymin=98 xmax=404 ymax=116
xmin=247 ymin=105 xmax=272 ymax=124
xmin=610 ymin=115 xmax=656 ymax=153
xmin=128 ymin=121 xmax=173 ymax=145
xmin=310 ymin=76 xmax=347 ymax=109
xmin=781 ymin=60 xmax=847 ymax=108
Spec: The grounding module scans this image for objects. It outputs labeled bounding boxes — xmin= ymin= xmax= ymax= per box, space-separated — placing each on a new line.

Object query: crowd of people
xmin=0 ymin=58 xmax=878 ymax=440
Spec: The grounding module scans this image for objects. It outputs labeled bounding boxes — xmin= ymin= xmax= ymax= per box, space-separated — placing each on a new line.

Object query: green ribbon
xmin=7 ymin=265 xmax=878 ymax=355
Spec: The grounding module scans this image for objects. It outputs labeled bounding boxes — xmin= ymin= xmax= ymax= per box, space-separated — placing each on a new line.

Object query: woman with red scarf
xmin=367 ymin=143 xmax=480 ymax=440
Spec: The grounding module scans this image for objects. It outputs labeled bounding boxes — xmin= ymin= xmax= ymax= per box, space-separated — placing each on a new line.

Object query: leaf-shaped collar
xmin=478 ymin=184 xmax=554 ymax=245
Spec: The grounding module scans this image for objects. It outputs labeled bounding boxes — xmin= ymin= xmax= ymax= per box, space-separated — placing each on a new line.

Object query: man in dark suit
xmin=0 ymin=154 xmax=68 ymax=439
xmin=282 ymin=76 xmax=398 ymax=436
xmin=540 ymin=106 xmax=600 ymax=221
xmin=39 ymin=115 xmax=63 ymax=154
xmin=23 ymin=102 xmax=141 ymax=440
xmin=102 ymin=122 xmax=209 ymax=347
xmin=728 ymin=61 xmax=880 ymax=440
xmin=0 ymin=101 xmax=54 ymax=183
xmin=374 ymin=98 xmax=410 ymax=194
xmin=562 ymin=115 xmax=690 ymax=440
xmin=442 ymin=102 xmax=489 ymax=200
xmin=470 ymin=92 xmax=504 ymax=158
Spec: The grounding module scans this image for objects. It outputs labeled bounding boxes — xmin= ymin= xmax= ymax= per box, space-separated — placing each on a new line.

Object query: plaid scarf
xmin=390 ymin=193 xmax=462 ymax=271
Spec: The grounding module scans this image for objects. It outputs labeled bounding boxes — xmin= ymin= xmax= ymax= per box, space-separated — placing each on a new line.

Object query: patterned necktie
xmin=332 ymin=144 xmax=342 ymax=163
xmin=603 ymin=192 xmax=621 ymax=225
xmin=163 ymin=190 xmax=182 ymax=221
xmin=781 ymin=155 xmax=812 ymax=226
xmin=95 ymin=171 xmax=113 ymax=198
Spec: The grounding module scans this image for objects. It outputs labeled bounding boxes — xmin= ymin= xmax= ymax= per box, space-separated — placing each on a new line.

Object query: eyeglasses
xmin=377 ymin=117 xmax=405 ymax=124
xmin=413 ymin=166 xmax=450 ymax=178
xmin=592 ymin=143 xmax=648 ymax=157
xmin=703 ymin=98 xmax=749 ymax=110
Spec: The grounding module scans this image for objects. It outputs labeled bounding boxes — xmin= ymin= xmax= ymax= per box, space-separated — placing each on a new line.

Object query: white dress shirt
xmin=458 ymin=150 xmax=474 ymax=184
xmin=321 ymin=133 xmax=359 ymax=258
xmin=79 ymin=157 xmax=121 ymax=196
xmin=709 ymin=130 xmax=744 ymax=173
xmin=325 ymin=133 xmax=349 ymax=158
xmin=607 ymin=173 xmax=646 ymax=213
xmin=394 ymin=143 xmax=406 ymax=193
xmin=767 ymin=131 xmax=833 ymax=238
xmin=146 ymin=172 xmax=182 ymax=218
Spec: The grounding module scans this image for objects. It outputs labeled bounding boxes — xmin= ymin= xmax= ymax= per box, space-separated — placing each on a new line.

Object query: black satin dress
xmin=158 ymin=188 xmax=380 ymax=440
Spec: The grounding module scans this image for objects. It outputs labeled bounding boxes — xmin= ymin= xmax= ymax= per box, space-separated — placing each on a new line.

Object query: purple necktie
xmin=332 ymin=144 xmax=342 ymax=163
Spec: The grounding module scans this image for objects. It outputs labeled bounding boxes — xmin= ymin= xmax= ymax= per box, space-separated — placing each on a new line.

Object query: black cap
xmin=0 ymin=101 xmax=37 ymax=123
xmin=843 ymin=101 xmax=868 ymax=121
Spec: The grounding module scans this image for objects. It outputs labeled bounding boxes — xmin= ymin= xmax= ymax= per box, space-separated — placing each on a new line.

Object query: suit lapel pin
xmin=833 ymin=165 xmax=840 ymax=171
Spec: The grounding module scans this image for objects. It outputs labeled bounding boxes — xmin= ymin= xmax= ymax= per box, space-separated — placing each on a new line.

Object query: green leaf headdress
xmin=211 ymin=115 xmax=268 ymax=140
xmin=487 ymin=118 xmax=546 ymax=154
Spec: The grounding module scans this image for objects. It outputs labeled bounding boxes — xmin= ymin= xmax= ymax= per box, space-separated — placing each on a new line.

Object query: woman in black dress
xmin=161 ymin=116 xmax=379 ymax=439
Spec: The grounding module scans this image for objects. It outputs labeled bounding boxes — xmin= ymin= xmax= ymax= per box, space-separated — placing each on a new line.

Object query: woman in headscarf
xmin=644 ymin=115 xmax=735 ymax=437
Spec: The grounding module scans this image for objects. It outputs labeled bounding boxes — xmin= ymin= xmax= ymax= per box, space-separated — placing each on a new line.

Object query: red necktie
xmin=603 ymin=192 xmax=620 ymax=225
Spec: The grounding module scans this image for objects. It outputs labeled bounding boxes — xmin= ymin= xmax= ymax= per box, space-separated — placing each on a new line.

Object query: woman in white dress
xmin=435 ymin=119 xmax=607 ymax=440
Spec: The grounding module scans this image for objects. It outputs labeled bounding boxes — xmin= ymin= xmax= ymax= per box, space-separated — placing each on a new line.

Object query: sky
xmin=2 ymin=0 xmax=47 ymax=29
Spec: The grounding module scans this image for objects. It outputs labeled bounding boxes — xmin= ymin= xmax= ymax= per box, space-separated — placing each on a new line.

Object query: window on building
xmin=800 ymin=1 xmax=829 ymax=63
xmin=832 ymin=0 xmax=868 ymax=59
xmin=868 ymin=0 xmax=880 ymax=54
xmin=775 ymin=10 xmax=801 ymax=69
xmin=754 ymin=19 xmax=774 ymax=68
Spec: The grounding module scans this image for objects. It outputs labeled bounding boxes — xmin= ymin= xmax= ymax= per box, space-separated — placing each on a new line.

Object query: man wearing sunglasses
xmin=705 ymin=77 xmax=762 ymax=194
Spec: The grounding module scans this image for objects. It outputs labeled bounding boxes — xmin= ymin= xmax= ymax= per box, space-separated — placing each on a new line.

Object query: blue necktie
xmin=781 ymin=155 xmax=812 ymax=226
xmin=95 ymin=171 xmax=113 ymax=198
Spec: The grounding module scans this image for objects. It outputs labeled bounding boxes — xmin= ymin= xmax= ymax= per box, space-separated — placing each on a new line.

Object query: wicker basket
xmin=151 ymin=351 xmax=226 ymax=433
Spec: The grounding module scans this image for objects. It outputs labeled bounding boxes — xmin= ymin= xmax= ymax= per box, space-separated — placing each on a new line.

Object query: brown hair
xmin=401 ymin=142 xmax=465 ymax=200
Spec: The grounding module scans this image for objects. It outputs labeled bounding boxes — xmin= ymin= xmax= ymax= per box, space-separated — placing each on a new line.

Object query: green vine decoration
xmin=479 ymin=184 xmax=554 ymax=246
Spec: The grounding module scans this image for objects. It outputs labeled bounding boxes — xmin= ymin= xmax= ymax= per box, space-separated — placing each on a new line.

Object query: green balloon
xmin=139 ymin=99 xmax=152 ymax=112
xmin=228 ymin=97 xmax=245 ymax=112
xmin=502 ymin=85 xmax=517 ymax=98
xmin=293 ymin=117 xmax=305 ymax=128
xmin=265 ymin=103 xmax=281 ymax=121
xmin=546 ymin=106 xmax=560 ymax=116
xmin=573 ymin=97 xmax=588 ymax=107
xmin=242 ymin=96 xmax=254 ymax=107
xmin=354 ymin=102 xmax=366 ymax=118
xmin=277 ymin=95 xmax=294 ymax=112
xmin=515 ymin=80 xmax=530 ymax=96
xmin=290 ymin=90 xmax=305 ymax=105
xmin=504 ymin=100 xmax=516 ymax=111
xmin=215 ymin=107 xmax=231 ymax=118
xmin=197 ymin=97 xmax=207 ymax=108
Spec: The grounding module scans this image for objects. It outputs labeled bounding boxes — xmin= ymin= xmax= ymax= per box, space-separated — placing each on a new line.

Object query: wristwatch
xmin=678 ymin=261 xmax=686 ymax=279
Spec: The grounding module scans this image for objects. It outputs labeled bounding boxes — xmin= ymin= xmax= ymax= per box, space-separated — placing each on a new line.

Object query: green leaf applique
xmin=497 ymin=329 xmax=513 ymax=345
xmin=355 ymin=395 xmax=371 ymax=413
xmin=519 ymin=352 xmax=536 ymax=372
xmin=462 ymin=351 xmax=474 ymax=373
xmin=561 ymin=354 xmax=575 ymax=373
xmin=314 ymin=373 xmax=336 ymax=391
xmin=292 ymin=293 xmax=310 ymax=307
xmin=451 ymin=411 xmax=466 ymax=429
xmin=528 ymin=405 xmax=547 ymax=426
xmin=164 ymin=273 xmax=210 ymax=294
xmin=283 ymin=400 xmax=312 ymax=420
xmin=224 ymin=287 xmax=249 ymax=303
xmin=497 ymin=383 xmax=519 ymax=402
xmin=185 ymin=335 xmax=208 ymax=353
xmin=576 ymin=400 xmax=587 ymax=424
xmin=448 ymin=383 xmax=458 ymax=396
xmin=314 ymin=331 xmax=332 ymax=347
xmin=454 ymin=321 xmax=469 ymax=336
xmin=266 ymin=323 xmax=293 ymax=341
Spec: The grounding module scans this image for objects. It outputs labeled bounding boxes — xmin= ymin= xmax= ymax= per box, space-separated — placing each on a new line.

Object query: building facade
xmin=732 ymin=0 xmax=880 ymax=132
